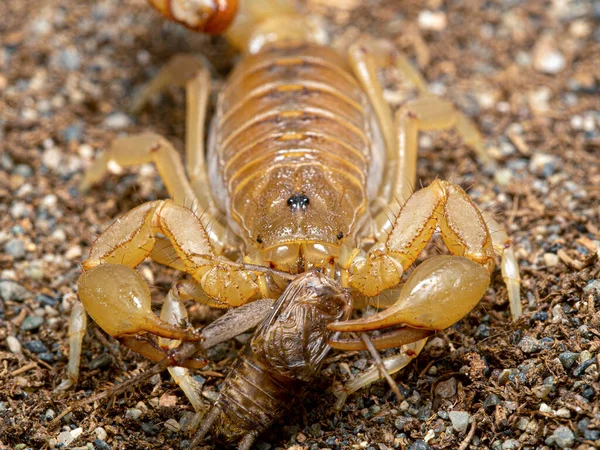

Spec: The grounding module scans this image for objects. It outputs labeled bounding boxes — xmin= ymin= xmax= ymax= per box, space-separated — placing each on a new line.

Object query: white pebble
xmin=543 ymin=253 xmax=559 ymax=267
xmin=418 ymin=10 xmax=447 ymax=31
xmin=539 ymin=403 xmax=552 ymax=413
xmin=42 ymin=147 xmax=63 ymax=171
xmin=94 ymin=427 xmax=108 ymax=441
xmin=41 ymin=194 xmax=58 ymax=209
xmin=6 ymin=336 xmax=23 ymax=357
xmin=104 ymin=112 xmax=132 ymax=129
xmin=533 ymin=35 xmax=565 ymax=74
xmin=448 ymin=411 xmax=470 ymax=433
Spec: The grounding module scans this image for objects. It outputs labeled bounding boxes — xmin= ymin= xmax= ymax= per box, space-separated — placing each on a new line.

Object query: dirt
xmin=1 ymin=1 xmax=599 ymax=449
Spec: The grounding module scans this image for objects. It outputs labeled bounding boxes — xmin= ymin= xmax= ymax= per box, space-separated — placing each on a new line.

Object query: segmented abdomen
xmin=212 ymin=347 xmax=300 ymax=443
xmin=210 ymin=42 xmax=380 ymax=246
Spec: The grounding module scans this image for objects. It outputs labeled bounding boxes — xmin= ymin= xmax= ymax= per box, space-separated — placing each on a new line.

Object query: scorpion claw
xmin=329 ymin=255 xmax=490 ymax=335
xmin=78 ymin=264 xmax=203 ymax=343
xmin=118 ymin=336 xmax=208 ymax=369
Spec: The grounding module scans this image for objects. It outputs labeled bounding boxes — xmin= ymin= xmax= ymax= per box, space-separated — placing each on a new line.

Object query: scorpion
xmin=60 ymin=0 xmax=522 ymax=448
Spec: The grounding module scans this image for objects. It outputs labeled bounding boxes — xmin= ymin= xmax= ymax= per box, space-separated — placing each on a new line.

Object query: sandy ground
xmin=1 ymin=0 xmax=599 ymax=449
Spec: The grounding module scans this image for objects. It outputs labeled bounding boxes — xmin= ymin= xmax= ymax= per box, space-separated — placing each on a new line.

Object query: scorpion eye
xmin=256 ymin=236 xmax=263 ymax=244
xmin=337 ymin=232 xmax=344 ymax=240
xmin=287 ymin=194 xmax=310 ymax=212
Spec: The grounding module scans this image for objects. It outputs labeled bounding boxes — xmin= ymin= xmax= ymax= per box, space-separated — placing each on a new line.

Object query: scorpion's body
xmin=211 ymin=41 xmax=383 ymax=271
xmin=69 ymin=1 xmax=522 ymax=449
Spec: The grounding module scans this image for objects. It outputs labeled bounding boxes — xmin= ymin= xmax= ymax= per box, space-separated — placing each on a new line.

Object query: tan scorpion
xmin=58 ymin=0 xmax=522 ymax=448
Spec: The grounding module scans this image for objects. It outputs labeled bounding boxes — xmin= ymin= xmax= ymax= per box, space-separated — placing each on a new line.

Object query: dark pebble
xmin=141 ymin=422 xmax=159 ymax=436
xmin=326 ymin=436 xmax=337 ymax=446
xmin=36 ymin=294 xmax=58 ymax=306
xmin=573 ymin=358 xmax=595 ymax=377
xmin=38 ymin=352 xmax=55 ymax=364
xmin=530 ymin=311 xmax=548 ymax=323
xmin=540 ymin=337 xmax=554 ymax=350
xmin=483 ymin=394 xmax=500 ymax=413
xmin=24 ymin=340 xmax=49 ymax=354
xmin=93 ymin=439 xmax=111 ymax=450
xmin=353 ymin=423 xmax=365 ymax=434
xmin=408 ymin=440 xmax=431 ymax=450
xmin=559 ymin=352 xmax=579 ymax=369
xmin=394 ymin=416 xmax=412 ymax=431
xmin=20 ymin=316 xmax=44 ymax=331
xmin=475 ymin=324 xmax=490 ymax=338
xmin=581 ymin=386 xmax=595 ymax=401
xmin=179 ymin=441 xmax=190 ymax=449
xmin=578 ymin=418 xmax=600 ymax=440
xmin=89 ymin=353 xmax=114 ymax=370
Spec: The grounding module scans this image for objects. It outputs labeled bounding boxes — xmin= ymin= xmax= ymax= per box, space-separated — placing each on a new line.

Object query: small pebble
xmin=583 ymin=279 xmax=600 ymax=293
xmin=559 ymin=351 xmax=579 ymax=369
xmin=448 ymin=411 xmax=469 ymax=433
xmin=20 ymin=316 xmax=45 ymax=331
xmin=555 ymin=407 xmax=571 ymax=418
xmin=24 ymin=340 xmax=49 ymax=354
xmin=4 ymin=239 xmax=26 ymax=259
xmin=434 ymin=378 xmax=457 ymax=399
xmin=104 ymin=112 xmax=132 ymax=129
xmin=125 ymin=408 xmax=143 ymax=420
xmin=501 ymin=439 xmax=520 ymax=450
xmin=93 ymin=439 xmax=111 ymax=450
xmin=89 ymin=353 xmax=114 ymax=370
xmin=417 ymin=10 xmax=447 ymax=31
xmin=408 ymin=440 xmax=430 ymax=450
xmin=533 ymin=34 xmax=566 ymax=74
xmin=6 ymin=336 xmax=24 ymax=357
xmin=42 ymin=147 xmax=63 ymax=171
xmin=0 ymin=280 xmax=30 ymax=301
xmin=43 ymin=409 xmax=56 ymax=421
xmin=532 ymin=385 xmax=552 ymax=399
xmin=518 ymin=336 xmax=541 ymax=353
xmin=394 ymin=416 xmax=412 ymax=431
xmin=539 ymin=403 xmax=552 ymax=413
xmin=553 ymin=425 xmax=575 ymax=449
xmin=529 ymin=153 xmax=558 ymax=177
xmin=483 ymin=394 xmax=500 ymax=413
xmin=573 ymin=358 xmax=595 ymax=377
xmin=164 ymin=418 xmax=180 ymax=433
xmin=59 ymin=47 xmax=81 ymax=70
xmin=543 ymin=252 xmax=559 ymax=266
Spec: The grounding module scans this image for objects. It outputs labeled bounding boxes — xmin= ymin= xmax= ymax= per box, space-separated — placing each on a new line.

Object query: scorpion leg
xmin=82 ymin=54 xmax=220 ymax=219
xmin=78 ymin=200 xmax=261 ymax=360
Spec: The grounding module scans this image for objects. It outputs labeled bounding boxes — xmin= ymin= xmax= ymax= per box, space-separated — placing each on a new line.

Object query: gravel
xmin=1 ymin=1 xmax=597 ymax=449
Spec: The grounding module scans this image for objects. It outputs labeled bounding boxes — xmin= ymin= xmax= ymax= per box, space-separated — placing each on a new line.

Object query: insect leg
xmin=54 ymin=300 xmax=87 ymax=392
xmin=158 ymin=285 xmax=208 ymax=414
xmin=332 ymin=339 xmax=427 ymax=410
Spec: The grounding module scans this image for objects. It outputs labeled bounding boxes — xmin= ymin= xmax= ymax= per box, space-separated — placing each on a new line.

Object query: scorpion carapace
xmin=193 ymin=271 xmax=352 ymax=447
xmin=61 ymin=0 xmax=523 ymax=448
xmin=211 ymin=42 xmax=381 ymax=272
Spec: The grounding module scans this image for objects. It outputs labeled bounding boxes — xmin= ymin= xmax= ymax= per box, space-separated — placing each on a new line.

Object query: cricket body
xmin=67 ymin=0 xmax=522 ymax=448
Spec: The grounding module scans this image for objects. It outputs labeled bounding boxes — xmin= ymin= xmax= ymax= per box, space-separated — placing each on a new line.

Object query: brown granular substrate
xmin=1 ymin=1 xmax=598 ymax=449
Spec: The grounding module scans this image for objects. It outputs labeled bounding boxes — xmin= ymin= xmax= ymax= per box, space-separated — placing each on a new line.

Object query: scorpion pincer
xmin=61 ymin=0 xmax=522 ymax=448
